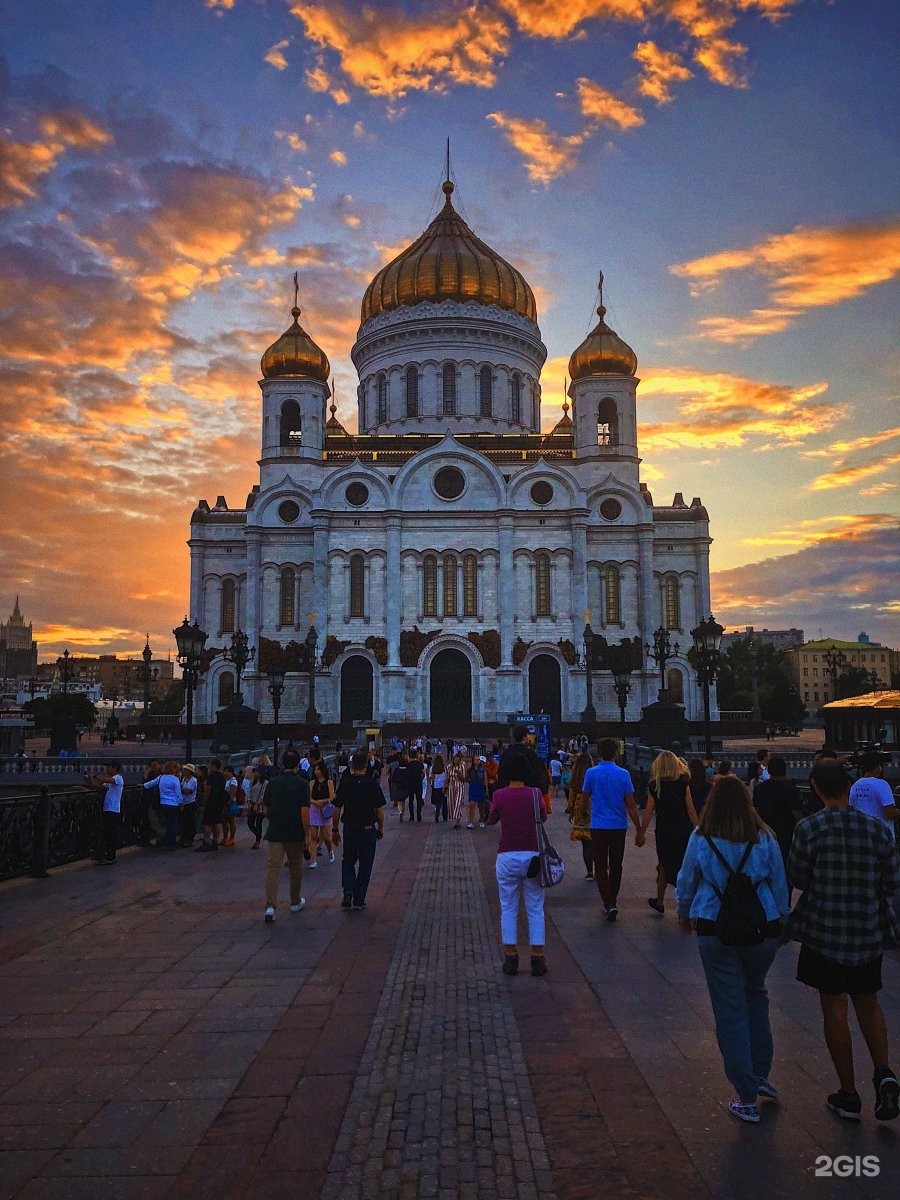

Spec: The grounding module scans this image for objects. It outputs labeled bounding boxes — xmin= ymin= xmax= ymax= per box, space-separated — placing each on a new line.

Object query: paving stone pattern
xmin=322 ymin=826 xmax=556 ymax=1200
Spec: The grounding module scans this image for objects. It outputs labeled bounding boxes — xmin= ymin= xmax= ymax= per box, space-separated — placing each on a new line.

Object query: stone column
xmin=385 ymin=518 xmax=401 ymax=666
xmin=313 ymin=518 xmax=329 ymax=643
xmin=637 ymin=527 xmax=655 ymax=706
xmin=498 ymin=516 xmax=514 ymax=666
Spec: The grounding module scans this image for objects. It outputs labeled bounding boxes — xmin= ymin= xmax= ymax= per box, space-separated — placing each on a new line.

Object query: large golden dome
xmin=261 ymin=305 xmax=330 ymax=381
xmin=568 ymin=303 xmax=637 ymax=380
xmin=361 ymin=182 xmax=537 ymax=326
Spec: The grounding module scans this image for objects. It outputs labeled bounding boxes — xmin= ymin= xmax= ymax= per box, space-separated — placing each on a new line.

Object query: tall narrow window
xmin=664 ymin=576 xmax=680 ymax=630
xmin=220 ymin=579 xmax=235 ymax=634
xmin=405 ymin=365 xmax=419 ymax=417
xmin=442 ymin=363 xmax=457 ymax=416
xmin=535 ymin=553 xmax=551 ymax=617
xmin=463 ymin=554 xmax=478 ymax=617
xmin=604 ymin=565 xmax=621 ymax=625
xmin=510 ymin=373 xmax=521 ymax=424
xmin=279 ymin=567 xmax=295 ymax=627
xmin=597 ymin=397 xmax=618 ymax=446
xmin=479 ymin=366 xmax=493 ymax=417
xmin=377 ymin=374 xmax=388 ymax=424
xmin=349 ymin=554 xmax=365 ymax=618
xmin=279 ymin=400 xmax=302 ymax=447
xmin=443 ymin=554 xmax=458 ymax=616
xmin=423 ymin=555 xmax=438 ymax=616
xmin=218 ymin=672 xmax=235 ymax=707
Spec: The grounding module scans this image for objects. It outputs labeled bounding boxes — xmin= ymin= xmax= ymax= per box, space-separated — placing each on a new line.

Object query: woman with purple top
xmin=487 ymin=749 xmax=548 ymax=978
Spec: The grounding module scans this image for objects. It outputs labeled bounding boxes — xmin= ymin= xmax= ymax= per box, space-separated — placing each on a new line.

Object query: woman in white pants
xmin=486 ymin=749 xmax=548 ymax=977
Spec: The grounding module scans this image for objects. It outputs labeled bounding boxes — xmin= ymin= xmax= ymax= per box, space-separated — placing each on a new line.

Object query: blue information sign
xmin=507 ymin=713 xmax=552 ymax=763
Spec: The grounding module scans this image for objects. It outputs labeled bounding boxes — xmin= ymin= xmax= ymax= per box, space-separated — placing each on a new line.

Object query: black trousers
xmin=101 ymin=810 xmax=119 ymax=861
xmin=409 ymin=792 xmax=424 ymax=821
xmin=341 ymin=824 xmax=378 ymax=904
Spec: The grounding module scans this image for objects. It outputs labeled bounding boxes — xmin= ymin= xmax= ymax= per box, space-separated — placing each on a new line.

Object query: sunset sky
xmin=1 ymin=0 xmax=898 ymax=662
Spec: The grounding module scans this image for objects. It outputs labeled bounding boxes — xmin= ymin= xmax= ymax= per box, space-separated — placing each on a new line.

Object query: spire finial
xmin=597 ymin=270 xmax=606 ymax=319
xmin=291 ymin=270 xmax=301 ymax=320
xmin=442 ymin=136 xmax=454 ymax=201
xmin=562 ymin=375 xmax=569 ymax=417
xmin=329 ymin=375 xmax=336 ymax=417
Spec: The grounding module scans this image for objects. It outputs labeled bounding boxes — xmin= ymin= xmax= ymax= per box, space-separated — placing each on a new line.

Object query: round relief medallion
xmin=600 ymin=497 xmax=622 ymax=521
xmin=345 ymin=482 xmax=369 ymax=507
xmin=530 ymin=480 xmax=554 ymax=506
xmin=433 ymin=466 xmax=465 ymax=500
xmin=277 ymin=499 xmax=300 ymax=523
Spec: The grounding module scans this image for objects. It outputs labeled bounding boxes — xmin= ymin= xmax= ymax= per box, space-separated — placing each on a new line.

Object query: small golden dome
xmin=568 ymin=304 xmax=637 ymax=381
xmin=361 ymin=181 xmax=537 ymax=325
xmin=261 ymin=305 xmax=330 ymax=381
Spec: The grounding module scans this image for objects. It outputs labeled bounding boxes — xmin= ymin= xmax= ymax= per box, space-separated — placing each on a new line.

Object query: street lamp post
xmin=222 ymin=629 xmax=255 ymax=704
xmin=582 ymin=612 xmax=597 ymax=727
xmin=267 ymin=667 xmax=286 ymax=767
xmin=137 ymin=635 xmax=159 ymax=714
xmin=823 ymin=644 xmax=848 ymax=702
xmin=690 ymin=615 xmax=724 ymax=759
xmin=612 ymin=669 xmax=632 ymax=764
xmin=646 ymin=627 xmax=679 ymax=699
xmin=305 ymin=615 xmax=320 ymax=726
xmin=747 ymin=637 xmax=761 ymax=720
xmin=61 ymin=648 xmax=70 ymax=696
xmin=174 ymin=617 xmax=208 ymax=763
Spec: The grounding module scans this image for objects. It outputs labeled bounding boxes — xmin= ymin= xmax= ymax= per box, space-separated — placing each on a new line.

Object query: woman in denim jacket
xmin=676 ymin=776 xmax=790 ymax=1125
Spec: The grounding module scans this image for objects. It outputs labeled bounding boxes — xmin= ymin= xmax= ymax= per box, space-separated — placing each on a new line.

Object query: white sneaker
xmin=478 ymin=822 xmax=485 ymax=829
xmin=308 ymin=860 xmax=318 ymax=869
xmin=328 ymin=851 xmax=335 ymax=863
xmin=466 ymin=822 xmax=474 ymax=829
xmin=290 ymin=899 xmax=306 ymax=912
xmin=264 ymin=906 xmax=275 ymax=923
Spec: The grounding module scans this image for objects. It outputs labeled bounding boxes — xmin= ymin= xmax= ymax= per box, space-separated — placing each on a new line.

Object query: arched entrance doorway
xmin=667 ymin=667 xmax=684 ymax=704
xmin=430 ymin=648 xmax=472 ymax=723
xmin=340 ymin=656 xmax=373 ymax=723
xmin=528 ymin=654 xmax=562 ymax=720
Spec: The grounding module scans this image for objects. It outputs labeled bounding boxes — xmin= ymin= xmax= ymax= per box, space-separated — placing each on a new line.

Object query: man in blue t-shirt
xmin=580 ymin=739 xmax=644 ymax=921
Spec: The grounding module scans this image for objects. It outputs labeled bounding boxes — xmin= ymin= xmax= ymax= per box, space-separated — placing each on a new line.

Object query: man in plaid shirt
xmin=787 ymin=758 xmax=900 ymax=1122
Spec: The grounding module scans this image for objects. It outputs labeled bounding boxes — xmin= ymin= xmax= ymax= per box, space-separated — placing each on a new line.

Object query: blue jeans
xmin=697 ymin=935 xmax=780 ymax=1102
xmin=341 ymin=824 xmax=378 ymax=905
xmin=163 ymin=806 xmax=180 ymax=849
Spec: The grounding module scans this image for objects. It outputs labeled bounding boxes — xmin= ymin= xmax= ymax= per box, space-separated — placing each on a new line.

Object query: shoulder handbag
xmin=531 ymin=788 xmax=565 ymax=888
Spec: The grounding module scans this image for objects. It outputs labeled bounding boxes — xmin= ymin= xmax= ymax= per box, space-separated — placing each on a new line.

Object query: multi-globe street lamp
xmin=691 ymin=615 xmax=724 ymax=759
xmin=174 ymin=617 xmax=208 ymax=763
xmin=823 ymin=643 xmax=848 ymax=701
xmin=305 ymin=616 xmax=320 ymax=726
xmin=222 ymin=629 xmax=255 ymax=703
xmin=646 ymin=627 xmax=679 ymax=698
xmin=61 ymin=648 xmax=70 ymax=696
xmin=267 ymin=666 xmax=286 ymax=767
xmin=136 ymin=635 xmax=159 ymax=714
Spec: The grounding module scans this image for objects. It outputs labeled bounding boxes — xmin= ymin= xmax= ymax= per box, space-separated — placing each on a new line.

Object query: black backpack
xmin=703 ymin=834 xmax=768 ymax=946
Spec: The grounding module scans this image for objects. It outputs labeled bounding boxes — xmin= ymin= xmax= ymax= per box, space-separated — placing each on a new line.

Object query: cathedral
xmin=188 ymin=178 xmax=714 ymax=727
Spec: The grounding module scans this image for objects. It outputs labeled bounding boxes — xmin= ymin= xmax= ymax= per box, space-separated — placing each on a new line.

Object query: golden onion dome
xmin=260 ymin=305 xmax=330 ymax=381
xmin=568 ymin=303 xmax=637 ymax=380
xmin=360 ymin=181 xmax=537 ymax=325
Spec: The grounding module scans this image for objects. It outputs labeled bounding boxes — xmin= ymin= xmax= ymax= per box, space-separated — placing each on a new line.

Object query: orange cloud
xmin=291 ymin=2 xmax=509 ymax=98
xmin=575 ymin=77 xmax=644 ymax=129
xmin=809 ymin=451 xmax=900 ymax=492
xmin=496 ymin=0 xmax=644 ymax=39
xmin=0 ymin=110 xmax=111 ymax=208
xmin=275 ymin=130 xmax=309 ymax=152
xmin=671 ymin=219 xmax=900 ymax=341
xmin=329 ymin=149 xmax=348 ymax=165
xmin=487 ymin=112 xmax=585 ymax=184
xmin=802 ymin=427 xmax=900 ymax=459
xmin=265 ymin=40 xmax=291 ymax=69
xmin=633 ymin=40 xmax=692 ymax=104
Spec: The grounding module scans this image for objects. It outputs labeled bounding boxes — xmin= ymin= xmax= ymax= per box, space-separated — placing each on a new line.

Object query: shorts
xmin=203 ymin=801 xmax=224 ymax=827
xmin=797 ymin=945 xmax=883 ymax=996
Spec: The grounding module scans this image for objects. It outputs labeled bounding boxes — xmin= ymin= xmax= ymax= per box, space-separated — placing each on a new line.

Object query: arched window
xmin=442 ymin=363 xmax=457 ymax=416
xmin=463 ymin=554 xmax=478 ymax=617
xmin=510 ymin=373 xmax=521 ymax=424
xmin=377 ymin=374 xmax=388 ymax=424
xmin=349 ymin=554 xmax=365 ymax=618
xmin=405 ymin=365 xmax=419 ymax=418
xmin=604 ymin=565 xmax=621 ymax=625
xmin=279 ymin=567 xmax=295 ymax=627
xmin=279 ymin=400 xmax=302 ymax=447
xmin=532 ymin=384 xmax=539 ymax=430
xmin=218 ymin=671 xmax=235 ymax=707
xmin=423 ymin=555 xmax=438 ymax=617
xmin=479 ymin=366 xmax=493 ymax=417
xmin=535 ymin=553 xmax=551 ymax=617
xmin=664 ymin=576 xmax=680 ymax=630
xmin=667 ymin=667 xmax=684 ymax=703
xmin=597 ymin=397 xmax=618 ymax=446
xmin=443 ymin=554 xmax=458 ymax=616
xmin=220 ymin=579 xmax=235 ymax=634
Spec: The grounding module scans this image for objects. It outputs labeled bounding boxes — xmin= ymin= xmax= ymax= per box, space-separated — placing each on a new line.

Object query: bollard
xmin=30 ymin=786 xmax=51 ymax=878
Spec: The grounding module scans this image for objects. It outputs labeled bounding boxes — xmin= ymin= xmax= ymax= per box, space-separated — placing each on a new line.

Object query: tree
xmin=716 ymin=637 xmax=806 ymax=726
xmin=836 ymin=666 xmax=874 ymax=700
xmin=22 ymin=692 xmax=97 ymax=730
xmin=148 ymin=679 xmax=185 ymax=715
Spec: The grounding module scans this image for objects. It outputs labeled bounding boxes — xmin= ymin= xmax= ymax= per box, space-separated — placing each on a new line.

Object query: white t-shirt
xmin=549 ymin=759 xmax=562 ymax=780
xmin=849 ymin=776 xmax=895 ymax=825
xmin=103 ymin=774 xmax=124 ymax=813
xmin=181 ymin=776 xmax=198 ymax=804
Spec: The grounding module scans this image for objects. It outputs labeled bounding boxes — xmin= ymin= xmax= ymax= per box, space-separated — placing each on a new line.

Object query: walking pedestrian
xmin=752 ymin=756 xmax=801 ymax=883
xmin=394 ymin=754 xmax=410 ymax=823
xmin=308 ymin=760 xmax=336 ymax=864
xmin=580 ymin=738 xmax=645 ymax=920
xmin=89 ymin=760 xmax=123 ymax=865
xmin=566 ymin=749 xmax=595 ymax=879
xmin=642 ymin=751 xmax=698 ymax=916
xmin=221 ymin=765 xmax=239 ymax=846
xmin=549 ymin=754 xmax=562 ymax=799
xmin=332 ymin=749 xmax=386 ymax=911
xmin=487 ymin=749 xmax=548 ymax=977
xmin=747 ymin=749 xmax=770 ymax=799
xmin=448 ymin=752 xmax=468 ymax=829
xmin=497 ymin=725 xmax=549 ymax=793
xmin=247 ymin=765 xmax=267 ymax=849
xmin=467 ymin=756 xmax=486 ymax=828
xmin=263 ymin=749 xmax=310 ymax=922
xmin=849 ymin=751 xmax=897 ymax=827
xmin=196 ymin=758 xmax=226 ymax=851
xmin=688 ymin=758 xmax=711 ymax=815
xmin=675 ymin=775 xmax=789 ymax=1124
xmin=406 ymin=751 xmax=425 ymax=823
xmin=785 ymin=758 xmax=900 ymax=1122
xmin=431 ymin=755 xmax=447 ymax=823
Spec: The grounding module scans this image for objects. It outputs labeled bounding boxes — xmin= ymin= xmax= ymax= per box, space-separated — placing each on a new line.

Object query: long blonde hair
xmin=568 ymin=751 xmax=594 ymax=800
xmin=650 ymin=750 xmax=688 ymax=786
xmin=698 ymin=776 xmax=770 ymax=844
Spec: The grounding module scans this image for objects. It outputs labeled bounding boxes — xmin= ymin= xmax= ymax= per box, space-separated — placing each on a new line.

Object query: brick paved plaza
xmin=0 ymin=802 xmax=896 ymax=1199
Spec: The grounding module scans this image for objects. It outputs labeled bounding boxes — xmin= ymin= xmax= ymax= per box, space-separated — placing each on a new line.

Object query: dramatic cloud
xmin=291 ymin=2 xmax=509 ymax=98
xmin=487 ymin=112 xmax=586 ymax=184
xmin=0 ymin=110 xmax=111 ymax=208
xmin=713 ymin=514 xmax=900 ymax=645
xmin=329 ymin=149 xmax=348 ymax=165
xmin=802 ymin=427 xmax=900 ymax=459
xmin=634 ymin=40 xmax=692 ymax=104
xmin=671 ymin=219 xmax=900 ymax=341
xmin=575 ymin=77 xmax=644 ymax=129
xmin=264 ymin=40 xmax=291 ymax=70
xmin=275 ymin=130 xmax=309 ymax=153
xmin=809 ymin=451 xmax=900 ymax=492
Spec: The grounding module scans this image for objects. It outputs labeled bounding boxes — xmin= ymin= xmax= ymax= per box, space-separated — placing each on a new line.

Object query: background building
xmin=0 ymin=597 xmax=38 ymax=679
xmin=721 ymin=627 xmax=805 ymax=652
xmin=785 ymin=635 xmax=899 ymax=709
xmin=188 ymin=178 xmax=716 ymax=726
